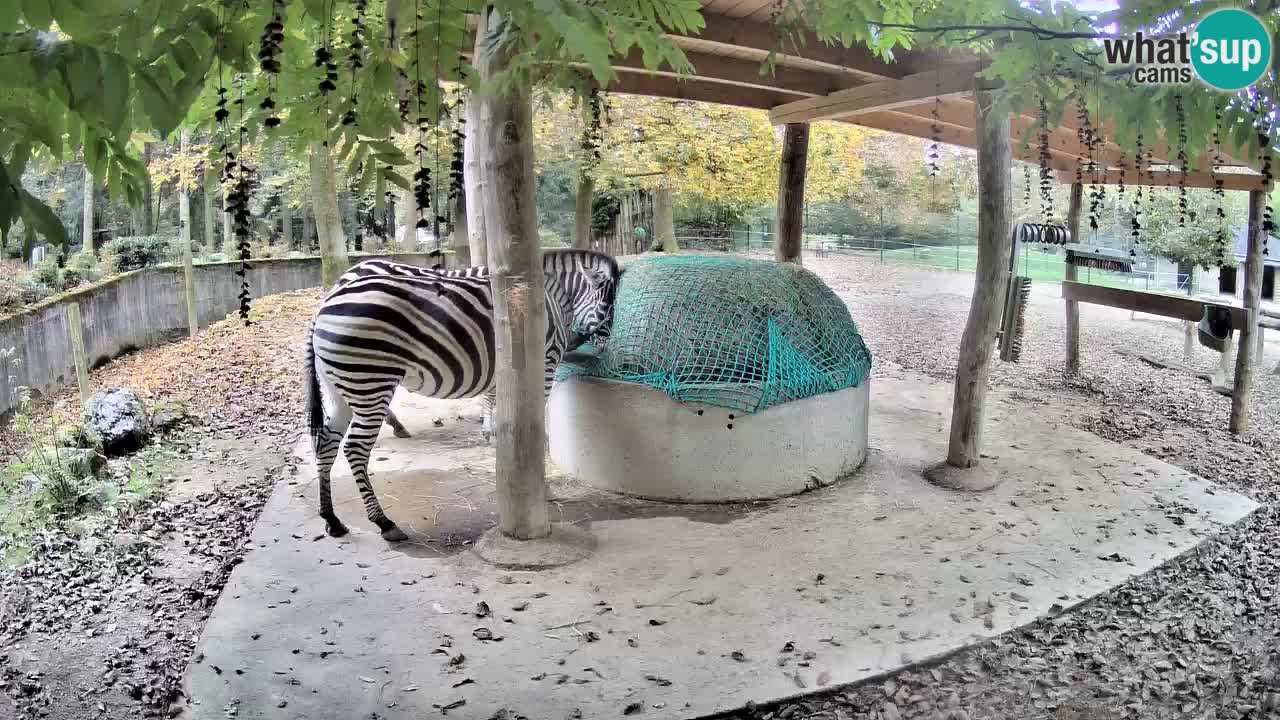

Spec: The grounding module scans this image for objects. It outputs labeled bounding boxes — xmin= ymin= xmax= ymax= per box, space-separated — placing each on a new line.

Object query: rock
xmin=82 ymin=388 xmax=151 ymax=455
xmin=54 ymin=423 xmax=102 ymax=451
xmin=150 ymin=401 xmax=191 ymax=433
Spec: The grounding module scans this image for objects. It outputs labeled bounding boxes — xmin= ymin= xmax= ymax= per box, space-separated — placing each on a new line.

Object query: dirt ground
xmin=2 ymin=253 xmax=1279 ymax=720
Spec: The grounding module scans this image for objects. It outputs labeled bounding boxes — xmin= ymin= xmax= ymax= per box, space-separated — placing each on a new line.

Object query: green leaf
xmin=21 ymin=0 xmax=53 ymax=29
xmin=101 ymin=52 xmax=130 ymax=134
xmin=135 ymin=67 xmax=182 ymax=136
xmin=0 ymin=1 xmax=18 ymax=29
xmin=383 ymin=169 xmax=410 ymax=191
xmin=18 ymin=187 xmax=67 ymax=247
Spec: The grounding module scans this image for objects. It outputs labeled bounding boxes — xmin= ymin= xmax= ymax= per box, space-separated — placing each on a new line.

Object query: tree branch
xmin=869 ymin=21 xmax=1114 ymax=41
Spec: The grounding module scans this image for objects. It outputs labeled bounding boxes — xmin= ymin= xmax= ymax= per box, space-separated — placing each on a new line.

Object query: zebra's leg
xmin=315 ymin=397 xmax=351 ymax=538
xmin=384 ymin=408 xmax=412 ymax=439
xmin=343 ymin=387 xmax=408 ymax=542
xmin=481 ymin=389 xmax=497 ymax=445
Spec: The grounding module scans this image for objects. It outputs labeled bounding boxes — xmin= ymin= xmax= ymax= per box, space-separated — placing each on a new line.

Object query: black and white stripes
xmin=304 ymin=249 xmax=619 ymax=541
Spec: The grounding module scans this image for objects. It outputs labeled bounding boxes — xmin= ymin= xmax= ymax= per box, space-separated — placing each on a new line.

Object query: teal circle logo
xmin=1191 ymin=9 xmax=1272 ymax=91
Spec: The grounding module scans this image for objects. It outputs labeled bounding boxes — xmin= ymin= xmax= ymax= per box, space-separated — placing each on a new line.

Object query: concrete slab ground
xmin=181 ymin=364 xmax=1256 ymax=720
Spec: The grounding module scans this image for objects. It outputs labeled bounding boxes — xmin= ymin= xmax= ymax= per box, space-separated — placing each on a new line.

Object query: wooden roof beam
xmin=675 ymin=12 xmax=955 ymax=80
xmin=848 ymin=111 xmax=1077 ymax=172
xmin=608 ymin=47 xmax=843 ymax=98
xmin=768 ymin=64 xmax=983 ymax=125
xmin=1054 ymin=169 xmax=1270 ymax=192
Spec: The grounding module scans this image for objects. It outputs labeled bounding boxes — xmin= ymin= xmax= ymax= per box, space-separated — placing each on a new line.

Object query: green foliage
xmin=102 ymin=235 xmax=174 ymax=272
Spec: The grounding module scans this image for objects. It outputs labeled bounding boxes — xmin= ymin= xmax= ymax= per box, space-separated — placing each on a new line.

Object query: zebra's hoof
xmin=392 ymin=426 xmax=412 ymax=439
xmin=380 ymin=524 xmax=408 ymax=542
xmin=325 ymin=518 xmax=349 ymax=538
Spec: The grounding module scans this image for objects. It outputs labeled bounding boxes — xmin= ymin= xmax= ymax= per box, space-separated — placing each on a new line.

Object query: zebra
xmin=304 ymin=249 xmax=620 ymax=541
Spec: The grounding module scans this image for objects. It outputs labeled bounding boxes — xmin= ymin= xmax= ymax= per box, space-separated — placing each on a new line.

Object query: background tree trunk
xmin=945 ymin=82 xmax=1011 ymax=469
xmin=309 ymin=142 xmax=350 ymax=286
xmin=450 ymin=190 xmax=470 ymax=266
xmin=222 ymin=187 xmax=233 ymax=254
xmin=654 ymin=184 xmax=676 ymax=252
xmin=398 ymin=186 xmax=417 ymax=249
xmin=774 ymin=123 xmax=809 ymax=263
xmin=135 ymin=144 xmax=154 ymax=236
xmin=202 ymin=167 xmax=215 ymax=252
xmin=282 ymin=201 xmax=293 ymax=251
xmin=464 ymin=91 xmax=488 ymax=266
xmin=178 ymin=131 xmax=198 ymax=337
xmin=475 ymin=7 xmax=550 ymax=540
xmin=82 ymin=165 xmax=95 ymax=252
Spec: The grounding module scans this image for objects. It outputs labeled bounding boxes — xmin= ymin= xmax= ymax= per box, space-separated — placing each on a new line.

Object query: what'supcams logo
xmin=1102 ymin=8 xmax=1272 ymax=91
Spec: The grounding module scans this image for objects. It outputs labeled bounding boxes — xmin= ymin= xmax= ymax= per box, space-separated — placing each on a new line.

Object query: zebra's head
xmin=547 ymin=250 xmax=620 ymax=345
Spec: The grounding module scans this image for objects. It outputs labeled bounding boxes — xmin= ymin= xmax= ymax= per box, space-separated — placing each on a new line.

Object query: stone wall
xmin=0 ymin=253 xmax=443 ymax=418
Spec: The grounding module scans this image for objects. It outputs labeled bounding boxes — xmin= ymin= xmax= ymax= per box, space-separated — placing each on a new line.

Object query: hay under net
xmin=557 ymin=255 xmax=872 ymax=414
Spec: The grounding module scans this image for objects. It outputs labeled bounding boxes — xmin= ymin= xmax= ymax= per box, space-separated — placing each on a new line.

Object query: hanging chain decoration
xmin=1259 ymin=105 xmax=1275 ymax=256
xmin=1073 ymin=80 xmax=1104 ymax=234
xmin=581 ymin=88 xmax=605 ymax=174
xmin=342 ymin=0 xmax=367 ymax=126
xmin=926 ymin=71 xmax=942 ymax=177
xmin=410 ymin=0 xmax=433 ymax=232
xmin=258 ymin=0 xmax=286 ymax=129
xmin=446 ymin=62 xmax=467 ymax=228
xmin=314 ymin=0 xmax=339 ymax=97
xmin=1089 ymin=78 xmax=1107 ymax=234
xmin=1211 ymin=100 xmax=1228 ymax=265
xmin=1129 ymin=133 xmax=1144 ymax=254
xmin=1175 ymin=94 xmax=1189 ymax=227
xmin=1036 ymin=96 xmax=1054 ymax=220
xmin=230 ymin=74 xmax=256 ymax=323
xmin=1022 ymin=162 xmax=1031 ymax=207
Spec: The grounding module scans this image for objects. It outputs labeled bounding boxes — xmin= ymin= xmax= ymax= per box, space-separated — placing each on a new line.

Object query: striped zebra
xmin=304 ymin=249 xmax=620 ymax=541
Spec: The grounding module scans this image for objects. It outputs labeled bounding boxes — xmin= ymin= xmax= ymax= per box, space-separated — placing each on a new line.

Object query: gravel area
xmin=723 ymin=252 xmax=1280 ymax=720
xmin=3 ymin=257 xmax=1278 ymax=720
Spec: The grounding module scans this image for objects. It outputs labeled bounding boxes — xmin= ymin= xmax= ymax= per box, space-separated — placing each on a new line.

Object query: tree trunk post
xmin=65 ymin=302 xmax=90 ymax=406
xmin=475 ymin=8 xmax=550 ymax=540
xmin=1230 ymin=189 xmax=1266 ymax=433
xmin=774 ymin=123 xmax=809 ymax=263
xmin=654 ymin=183 xmax=676 ymax=253
xmin=179 ymin=132 xmax=198 ymax=337
xmin=1064 ymin=183 xmax=1083 ymax=374
xmin=135 ymin=144 xmax=154 ymax=236
xmin=464 ymin=90 xmax=488 ymax=266
xmin=309 ymin=142 xmax=350 ymax=286
xmin=82 ymin=165 xmax=95 ymax=251
xmin=937 ymin=81 xmax=1012 ymax=477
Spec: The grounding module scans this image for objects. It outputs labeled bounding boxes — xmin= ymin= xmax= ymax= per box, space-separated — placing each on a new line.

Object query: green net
xmin=557 ymin=255 xmax=872 ymax=414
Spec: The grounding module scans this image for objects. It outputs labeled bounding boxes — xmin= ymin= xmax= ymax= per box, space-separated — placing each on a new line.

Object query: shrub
xmin=103 ymin=236 xmax=175 ymax=273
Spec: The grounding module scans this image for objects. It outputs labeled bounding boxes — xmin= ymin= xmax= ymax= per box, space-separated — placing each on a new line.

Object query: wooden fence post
xmin=65 ymin=302 xmax=90 ymax=406
xmin=935 ymin=79 xmax=1011 ymax=480
xmin=464 ymin=89 xmax=489 ymax=267
xmin=1230 ymin=189 xmax=1266 ymax=433
xmin=655 ymin=184 xmax=676 ymax=253
xmin=1064 ymin=183 xmax=1083 ymax=374
xmin=475 ymin=7 xmax=550 ymax=540
xmin=774 ymin=123 xmax=809 ymax=263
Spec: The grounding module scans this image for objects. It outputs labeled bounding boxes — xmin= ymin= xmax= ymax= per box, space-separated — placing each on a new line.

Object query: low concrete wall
xmin=548 ymin=377 xmax=870 ymax=502
xmin=0 ymin=253 xmax=442 ymax=418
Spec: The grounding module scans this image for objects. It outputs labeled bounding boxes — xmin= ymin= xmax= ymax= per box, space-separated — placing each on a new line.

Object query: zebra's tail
xmin=304 ymin=322 xmax=325 ymax=445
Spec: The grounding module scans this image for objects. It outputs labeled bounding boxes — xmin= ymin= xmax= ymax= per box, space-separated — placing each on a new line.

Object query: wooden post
xmin=1230 ymin=189 xmax=1266 ymax=433
xmin=82 ymin=165 xmax=95 ymax=250
xmin=65 ymin=302 xmax=90 ymax=406
xmin=654 ymin=184 xmax=676 ymax=253
xmin=202 ymin=167 xmax=215 ymax=252
xmin=774 ymin=122 xmax=809 ymax=263
xmin=1064 ymin=183 xmax=1083 ymax=374
xmin=281 ymin=200 xmax=293 ymax=251
xmin=222 ymin=187 xmax=233 ymax=254
xmin=944 ymin=82 xmax=1012 ymax=470
xmin=398 ymin=186 xmax=417 ymax=249
xmin=464 ymin=90 xmax=489 ymax=266
xmin=179 ymin=132 xmax=198 ymax=337
xmin=474 ymin=7 xmax=550 ymax=540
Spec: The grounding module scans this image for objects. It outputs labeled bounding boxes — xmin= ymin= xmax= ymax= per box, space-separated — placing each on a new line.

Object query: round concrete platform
xmin=548 ymin=377 xmax=870 ymax=502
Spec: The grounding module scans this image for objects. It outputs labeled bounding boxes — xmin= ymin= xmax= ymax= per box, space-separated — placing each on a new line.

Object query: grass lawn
xmin=868 ymin=244 xmax=1147 ymax=290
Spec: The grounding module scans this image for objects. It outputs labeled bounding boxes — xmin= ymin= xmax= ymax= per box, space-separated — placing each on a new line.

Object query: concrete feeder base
xmin=548 ymin=376 xmax=870 ymax=502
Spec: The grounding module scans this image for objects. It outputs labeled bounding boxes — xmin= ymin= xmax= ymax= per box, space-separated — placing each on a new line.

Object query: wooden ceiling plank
xmin=768 ymin=63 xmax=983 ymax=125
xmin=1054 ymin=168 xmax=1269 ymax=192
